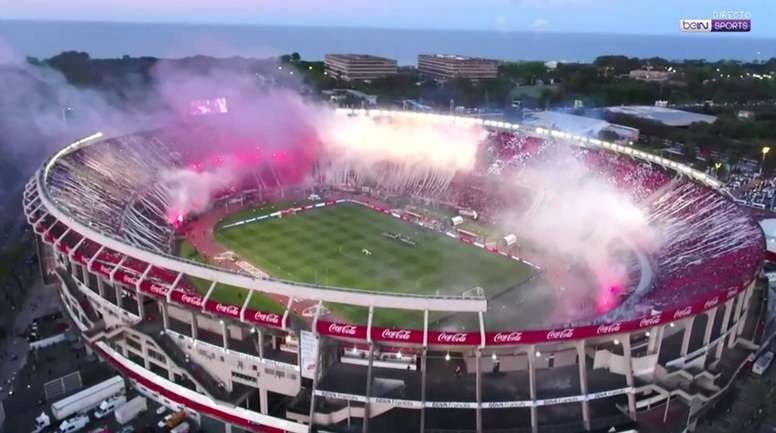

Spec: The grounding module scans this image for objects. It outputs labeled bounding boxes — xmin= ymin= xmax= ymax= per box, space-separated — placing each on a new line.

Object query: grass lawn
xmin=410 ymin=205 xmax=500 ymax=239
xmin=214 ymin=203 xmax=534 ymax=326
xmin=178 ymin=240 xmax=284 ymax=314
xmin=216 ymin=200 xmax=315 ymax=229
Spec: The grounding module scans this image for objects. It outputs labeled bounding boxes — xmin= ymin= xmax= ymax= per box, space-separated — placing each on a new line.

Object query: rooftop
xmin=605 ymin=105 xmax=717 ymax=127
xmin=419 ymin=54 xmax=497 ymax=62
xmin=521 ymin=110 xmax=611 ymax=137
xmin=325 ymin=54 xmax=396 ymax=62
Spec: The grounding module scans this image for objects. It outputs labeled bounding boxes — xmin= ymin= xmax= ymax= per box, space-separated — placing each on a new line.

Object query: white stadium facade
xmin=24 ymin=110 xmax=766 ymax=433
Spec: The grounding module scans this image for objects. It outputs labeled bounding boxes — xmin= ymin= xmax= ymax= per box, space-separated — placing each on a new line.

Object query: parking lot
xmin=0 ymin=334 xmax=189 ymax=433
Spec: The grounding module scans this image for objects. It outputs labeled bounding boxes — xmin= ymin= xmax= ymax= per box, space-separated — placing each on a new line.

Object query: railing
xmin=35 ymin=156 xmax=488 ymax=312
xmin=33 ymin=109 xmax=752 ymax=318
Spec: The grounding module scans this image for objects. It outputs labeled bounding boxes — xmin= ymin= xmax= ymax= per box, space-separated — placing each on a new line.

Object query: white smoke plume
xmin=497 ymin=143 xmax=663 ymax=316
xmin=317 ymin=113 xmax=483 ymax=194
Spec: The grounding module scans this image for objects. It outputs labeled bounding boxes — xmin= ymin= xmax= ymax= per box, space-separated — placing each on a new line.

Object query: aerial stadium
xmin=24 ymin=102 xmax=766 ymax=433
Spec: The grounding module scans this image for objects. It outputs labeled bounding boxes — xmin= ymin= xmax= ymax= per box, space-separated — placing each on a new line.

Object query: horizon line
xmin=2 ymin=17 xmax=775 ymax=41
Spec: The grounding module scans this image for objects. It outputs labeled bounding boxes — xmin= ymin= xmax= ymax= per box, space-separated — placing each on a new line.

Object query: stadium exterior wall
xmin=23 ymin=111 xmax=765 ymax=433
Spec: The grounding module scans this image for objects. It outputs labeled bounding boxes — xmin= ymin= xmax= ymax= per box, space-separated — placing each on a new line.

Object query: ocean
xmin=1 ymin=20 xmax=775 ymax=64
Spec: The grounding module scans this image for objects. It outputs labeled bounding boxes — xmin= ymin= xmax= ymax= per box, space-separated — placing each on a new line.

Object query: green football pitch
xmin=211 ymin=202 xmax=535 ymax=326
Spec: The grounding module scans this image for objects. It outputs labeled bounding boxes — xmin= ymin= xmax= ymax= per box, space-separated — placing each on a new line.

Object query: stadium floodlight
xmin=762 ymin=147 xmax=771 ymax=175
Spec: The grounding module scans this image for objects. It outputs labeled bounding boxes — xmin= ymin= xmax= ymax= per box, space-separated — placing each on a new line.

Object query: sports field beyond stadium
xmin=211 ymin=202 xmax=534 ymax=325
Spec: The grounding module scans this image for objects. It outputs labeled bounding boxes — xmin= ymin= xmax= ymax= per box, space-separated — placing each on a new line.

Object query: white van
xmin=94 ymin=394 xmax=127 ymax=418
xmin=58 ymin=414 xmax=89 ymax=433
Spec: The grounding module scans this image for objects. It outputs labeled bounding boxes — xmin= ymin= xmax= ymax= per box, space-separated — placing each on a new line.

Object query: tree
xmin=681 ymin=142 xmax=698 ymax=161
xmin=593 ymin=55 xmax=640 ymax=75
xmin=45 ymin=51 xmax=94 ymax=85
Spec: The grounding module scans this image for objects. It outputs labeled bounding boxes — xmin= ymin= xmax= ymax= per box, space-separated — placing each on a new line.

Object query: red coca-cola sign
xmin=329 ymin=322 xmax=357 ymax=335
xmin=247 ymin=310 xmax=282 ymax=327
xmin=595 ymin=323 xmax=622 ymax=335
xmin=72 ymin=252 xmax=86 ymax=265
xmin=429 ymin=331 xmax=480 ymax=346
xmin=214 ymin=303 xmax=240 ymax=318
xmin=638 ymin=313 xmax=662 ymax=328
xmin=92 ymin=263 xmax=112 ymax=276
xmin=371 ymin=327 xmax=422 ymax=343
xmin=490 ymin=331 xmax=523 ymax=345
xmin=672 ymin=306 xmax=693 ymax=320
xmin=703 ymin=296 xmax=720 ymax=310
xmin=545 ymin=328 xmax=574 ymax=340
xmin=120 ymin=273 xmax=139 ymax=286
xmin=316 ymin=321 xmax=368 ymax=340
xmin=142 ymin=282 xmax=168 ymax=298
xmin=179 ymin=293 xmax=204 ymax=308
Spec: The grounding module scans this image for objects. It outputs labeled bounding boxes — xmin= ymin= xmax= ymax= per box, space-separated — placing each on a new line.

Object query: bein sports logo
xmin=681 ymin=18 xmax=750 ymax=33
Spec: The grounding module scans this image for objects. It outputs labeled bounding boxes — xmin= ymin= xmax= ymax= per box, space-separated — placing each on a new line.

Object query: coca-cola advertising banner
xmin=317 ymin=320 xmax=368 ymax=340
xmin=117 ymin=272 xmax=139 ymax=287
xmin=139 ymin=280 xmax=170 ymax=299
xmin=91 ymin=262 xmax=114 ymax=277
xmin=427 ymin=331 xmax=481 ymax=346
xmin=47 ymin=221 xmax=748 ymax=348
xmin=314 ymin=287 xmax=742 ymax=347
xmin=244 ymin=308 xmax=282 ymax=328
xmin=72 ymin=252 xmax=85 ymax=265
xmin=371 ymin=326 xmax=423 ymax=344
xmin=204 ymin=300 xmax=241 ymax=319
xmin=169 ymin=290 xmax=205 ymax=309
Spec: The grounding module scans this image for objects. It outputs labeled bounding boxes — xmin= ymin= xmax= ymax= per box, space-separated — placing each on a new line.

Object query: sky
xmin=3 ymin=0 xmax=776 ymax=37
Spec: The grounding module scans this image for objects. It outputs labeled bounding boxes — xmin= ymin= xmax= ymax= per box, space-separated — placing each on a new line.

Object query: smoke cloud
xmin=0 ymin=39 xmax=662 ymax=324
xmin=496 ymin=144 xmax=662 ymax=319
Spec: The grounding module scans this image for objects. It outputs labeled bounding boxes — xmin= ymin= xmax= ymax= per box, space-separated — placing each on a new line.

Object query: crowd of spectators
xmin=727 ymin=172 xmax=776 ymax=210
xmin=36 ymin=127 xmax=765 ymax=323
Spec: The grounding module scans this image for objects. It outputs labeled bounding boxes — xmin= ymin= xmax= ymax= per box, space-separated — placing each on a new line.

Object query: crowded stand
xmin=37 ymin=123 xmax=764 ymax=328
xmin=727 ymin=171 xmax=776 ymax=210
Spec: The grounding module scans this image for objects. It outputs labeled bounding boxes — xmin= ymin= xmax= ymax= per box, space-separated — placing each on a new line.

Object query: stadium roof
xmin=760 ymin=219 xmax=776 ymax=253
xmin=521 ymin=110 xmax=611 ymax=137
xmin=605 ymin=105 xmax=717 ymax=127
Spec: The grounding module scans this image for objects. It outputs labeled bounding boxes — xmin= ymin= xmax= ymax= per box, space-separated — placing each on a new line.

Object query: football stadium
xmin=24 ymin=106 xmax=766 ymax=433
